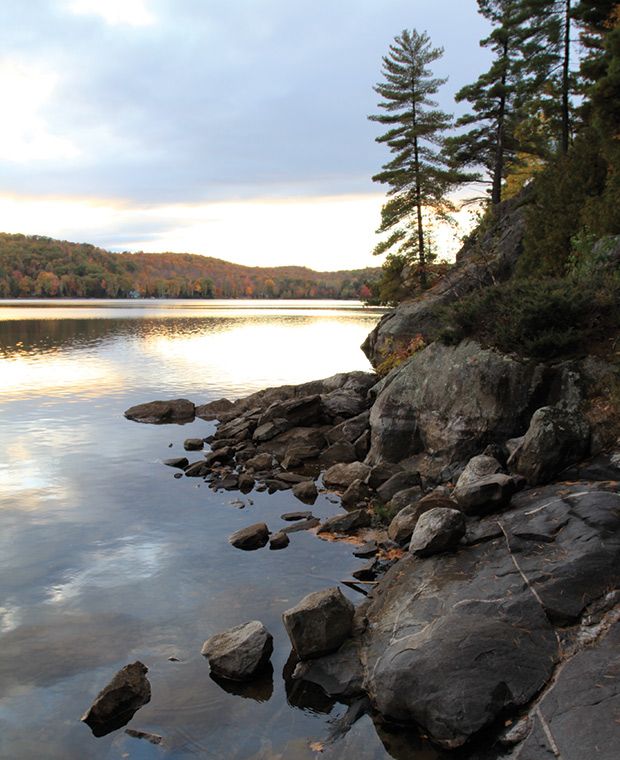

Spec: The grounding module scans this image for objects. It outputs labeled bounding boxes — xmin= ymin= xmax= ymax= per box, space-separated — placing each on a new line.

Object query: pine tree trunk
xmin=492 ymin=39 xmax=509 ymax=206
xmin=411 ymin=86 xmax=427 ymax=290
xmin=561 ymin=0 xmax=571 ymax=154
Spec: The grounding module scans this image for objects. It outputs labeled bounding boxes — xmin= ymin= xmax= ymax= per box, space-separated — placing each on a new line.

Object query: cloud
xmin=0 ymin=1 xmax=491 ymax=204
xmin=65 ymin=0 xmax=156 ymax=27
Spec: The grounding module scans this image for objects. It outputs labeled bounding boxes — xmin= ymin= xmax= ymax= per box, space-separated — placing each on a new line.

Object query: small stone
xmin=318 ymin=509 xmax=371 ymax=535
xmin=377 ymin=471 xmax=422 ymax=503
xmin=353 ymin=541 xmax=378 ymax=558
xmin=229 ymin=523 xmax=269 ymax=550
xmin=163 ymin=457 xmax=189 ymax=469
xmin=184 ymin=438 xmax=204 ymax=451
xmin=185 ymin=461 xmax=209 ymax=477
xmin=201 ymin=620 xmax=273 ymax=681
xmin=173 ymin=472 xmax=183 ymax=479
xmin=269 ymin=531 xmax=290 ymax=550
xmin=125 ymin=729 xmax=163 ymax=745
xmin=281 ymin=511 xmax=313 ymax=521
xmin=238 ymin=473 xmax=255 ymax=493
xmin=244 ymin=452 xmax=274 ymax=471
xmin=281 ymin=517 xmax=320 ymax=534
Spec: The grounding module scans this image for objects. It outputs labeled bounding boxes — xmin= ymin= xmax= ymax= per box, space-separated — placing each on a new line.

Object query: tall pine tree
xmin=445 ymin=1 xmax=530 ymax=205
xmin=369 ymin=29 xmax=464 ymax=291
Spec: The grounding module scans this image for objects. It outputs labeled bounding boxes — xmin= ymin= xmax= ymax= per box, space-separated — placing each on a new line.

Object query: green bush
xmin=439 ymin=275 xmax=620 ymax=359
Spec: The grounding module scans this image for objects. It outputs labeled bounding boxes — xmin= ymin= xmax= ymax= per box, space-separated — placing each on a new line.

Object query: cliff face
xmin=362 ymin=192 xmax=529 ymax=367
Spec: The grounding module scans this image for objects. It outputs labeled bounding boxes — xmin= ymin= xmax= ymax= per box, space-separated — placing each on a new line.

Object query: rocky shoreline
xmin=105 ymin=200 xmax=619 ymax=756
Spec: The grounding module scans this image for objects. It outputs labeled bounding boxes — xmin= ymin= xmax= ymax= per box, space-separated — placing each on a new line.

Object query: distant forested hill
xmin=0 ymin=233 xmax=379 ymax=299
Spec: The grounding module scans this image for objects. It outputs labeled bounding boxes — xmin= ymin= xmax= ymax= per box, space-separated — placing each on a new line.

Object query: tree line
xmin=369 ymin=0 xmax=620 ymax=302
xmin=0 ymin=233 xmax=378 ymax=300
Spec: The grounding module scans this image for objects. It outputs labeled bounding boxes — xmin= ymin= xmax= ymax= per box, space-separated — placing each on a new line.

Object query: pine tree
xmin=517 ymin=1 xmax=576 ymax=156
xmin=445 ymin=1 xmax=535 ymax=205
xmin=369 ymin=29 xmax=466 ymax=291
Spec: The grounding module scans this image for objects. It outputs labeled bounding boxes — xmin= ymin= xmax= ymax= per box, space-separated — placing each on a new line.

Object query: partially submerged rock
xmin=269 ymin=531 xmax=290 ymax=550
xmin=282 ymin=587 xmax=355 ymax=660
xmin=201 ymin=621 xmax=273 ymax=681
xmin=124 ymin=399 xmax=195 ymax=424
xmin=318 ymin=509 xmax=371 ymax=535
xmin=229 ymin=523 xmax=269 ymax=551
xmin=183 ymin=438 xmax=204 ymax=451
xmin=292 ymin=480 xmax=318 ymax=504
xmin=195 ymin=397 xmax=234 ymax=421
xmin=81 ymin=661 xmax=151 ymax=737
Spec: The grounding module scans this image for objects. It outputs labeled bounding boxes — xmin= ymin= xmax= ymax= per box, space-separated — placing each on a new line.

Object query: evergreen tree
xmin=369 ymin=29 xmax=465 ymax=291
xmin=445 ymin=1 xmax=533 ymax=205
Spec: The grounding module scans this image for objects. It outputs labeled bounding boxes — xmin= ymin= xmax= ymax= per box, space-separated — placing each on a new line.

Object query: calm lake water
xmin=0 ymin=299 xmax=430 ymax=760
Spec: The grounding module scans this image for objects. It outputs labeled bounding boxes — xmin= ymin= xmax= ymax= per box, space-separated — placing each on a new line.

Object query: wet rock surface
xmin=228 ymin=522 xmax=269 ymax=551
xmin=124 ymin=399 xmax=195 ymax=424
xmin=283 ymin=587 xmax=355 ymax=660
xmin=201 ymin=620 xmax=273 ymax=681
xmin=81 ymin=661 xmax=151 ymax=737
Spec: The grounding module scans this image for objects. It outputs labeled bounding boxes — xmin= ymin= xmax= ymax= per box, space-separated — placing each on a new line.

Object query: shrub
xmin=439 ymin=276 xmax=620 ymax=359
xmin=376 ymin=334 xmax=426 ymax=377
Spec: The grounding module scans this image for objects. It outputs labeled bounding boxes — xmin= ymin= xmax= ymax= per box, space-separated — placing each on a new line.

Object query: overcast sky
xmin=0 ymin=0 xmax=490 ymax=269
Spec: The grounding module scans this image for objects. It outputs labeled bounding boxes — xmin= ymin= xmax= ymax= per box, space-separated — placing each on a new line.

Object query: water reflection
xmin=2 ymin=300 xmax=460 ymax=760
xmin=0 ymin=301 xmax=381 ymax=402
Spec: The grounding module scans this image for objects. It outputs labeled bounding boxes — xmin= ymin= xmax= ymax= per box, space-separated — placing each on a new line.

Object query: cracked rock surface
xmin=354 ymin=484 xmax=620 ymax=752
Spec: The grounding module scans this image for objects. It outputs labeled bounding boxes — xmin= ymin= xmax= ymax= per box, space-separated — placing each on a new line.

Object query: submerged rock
xmin=81 ymin=661 xmax=151 ymax=737
xmin=283 ymin=587 xmax=355 ymax=660
xmin=201 ymin=621 xmax=273 ymax=681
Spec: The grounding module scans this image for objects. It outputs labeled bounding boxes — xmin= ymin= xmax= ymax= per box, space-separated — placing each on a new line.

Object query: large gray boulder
xmin=201 ymin=621 xmax=273 ymax=681
xmin=124 ymin=399 xmax=195 ymax=424
xmin=360 ymin=486 xmax=620 ymax=749
xmin=366 ymin=341 xmax=547 ymax=478
xmin=408 ymin=507 xmax=466 ymax=557
xmin=362 ymin=192 xmax=529 ymax=367
xmin=511 ymin=405 xmax=591 ymax=485
xmin=282 ymin=587 xmax=355 ymax=660
xmin=81 ymin=662 xmax=151 ymax=737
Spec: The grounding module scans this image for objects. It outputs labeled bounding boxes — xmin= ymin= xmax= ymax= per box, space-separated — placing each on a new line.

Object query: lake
xmin=0 ymin=299 xmax=430 ymax=760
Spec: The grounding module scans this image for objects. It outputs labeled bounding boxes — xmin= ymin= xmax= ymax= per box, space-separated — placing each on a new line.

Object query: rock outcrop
xmin=315 ymin=484 xmax=619 ymax=753
xmin=124 ymin=399 xmax=195 ymax=424
xmin=366 ymin=341 xmax=548 ymax=477
xmin=362 ymin=191 xmax=530 ymax=367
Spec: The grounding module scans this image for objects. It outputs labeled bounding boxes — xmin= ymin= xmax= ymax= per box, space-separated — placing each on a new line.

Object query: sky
xmin=0 ymin=0 xmax=490 ymax=270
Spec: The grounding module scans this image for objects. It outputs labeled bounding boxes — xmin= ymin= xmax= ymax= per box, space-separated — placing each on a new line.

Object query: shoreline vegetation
xmin=0 ymin=233 xmax=380 ymax=301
